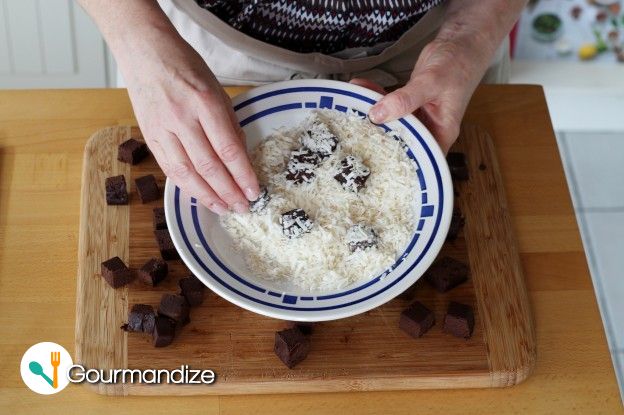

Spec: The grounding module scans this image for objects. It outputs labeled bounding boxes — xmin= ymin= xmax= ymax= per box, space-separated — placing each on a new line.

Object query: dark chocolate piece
xmin=153 ymin=207 xmax=167 ymax=230
xmin=286 ymin=321 xmax=314 ymax=336
xmin=346 ymin=223 xmax=377 ymax=252
xmin=135 ymin=174 xmax=160 ymax=203
xmin=117 ymin=138 xmax=149 ymax=165
xmin=158 ymin=293 xmax=190 ymax=325
xmin=280 ymin=208 xmax=313 ymax=238
xmin=301 ymin=118 xmax=338 ymax=158
xmin=424 ymin=256 xmax=469 ymax=293
xmin=154 ymin=229 xmax=179 ymax=260
xmin=179 ymin=275 xmax=206 ymax=307
xmin=105 ymin=175 xmax=128 ymax=205
xmin=101 ymin=256 xmax=133 ymax=288
xmin=398 ymin=281 xmax=420 ymax=301
xmin=274 ymin=327 xmax=311 ymax=369
xmin=249 ymin=186 xmax=270 ymax=213
xmin=122 ymin=304 xmax=156 ymax=334
xmin=334 ymin=155 xmax=370 ymax=192
xmin=443 ymin=301 xmax=475 ymax=339
xmin=153 ymin=315 xmax=176 ymax=347
xmin=446 ymin=208 xmax=465 ymax=241
xmin=138 ymin=257 xmax=168 ymax=286
xmin=399 ymin=301 xmax=435 ymax=339
xmin=285 ymin=148 xmax=321 ymax=185
xmin=447 ymin=152 xmax=469 ymax=181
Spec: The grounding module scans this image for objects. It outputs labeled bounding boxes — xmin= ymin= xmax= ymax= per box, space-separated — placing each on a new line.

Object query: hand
xmin=119 ymin=32 xmax=259 ymax=214
xmin=364 ymin=38 xmax=486 ymax=153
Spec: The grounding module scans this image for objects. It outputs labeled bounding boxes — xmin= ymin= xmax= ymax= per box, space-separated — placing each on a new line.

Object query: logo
xmin=20 ymin=342 xmax=73 ymax=394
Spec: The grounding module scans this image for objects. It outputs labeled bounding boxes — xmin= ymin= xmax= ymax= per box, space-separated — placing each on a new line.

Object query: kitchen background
xmin=1 ymin=0 xmax=622 ymax=401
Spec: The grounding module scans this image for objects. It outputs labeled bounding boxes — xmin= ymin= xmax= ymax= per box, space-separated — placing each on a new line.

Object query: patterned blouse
xmin=194 ymin=0 xmax=443 ymax=54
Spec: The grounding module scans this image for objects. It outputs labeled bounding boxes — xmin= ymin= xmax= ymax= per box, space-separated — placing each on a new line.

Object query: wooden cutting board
xmin=75 ymin=124 xmax=535 ymax=396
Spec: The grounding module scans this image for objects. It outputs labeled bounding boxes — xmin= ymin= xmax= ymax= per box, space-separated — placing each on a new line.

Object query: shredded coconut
xmin=220 ymin=110 xmax=419 ymax=292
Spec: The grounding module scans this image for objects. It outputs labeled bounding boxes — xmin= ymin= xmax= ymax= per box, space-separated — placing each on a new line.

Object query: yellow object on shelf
xmin=578 ymin=43 xmax=598 ymax=60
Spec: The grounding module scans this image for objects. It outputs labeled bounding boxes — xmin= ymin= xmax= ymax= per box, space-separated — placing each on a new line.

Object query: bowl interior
xmin=164 ymin=80 xmax=452 ymax=320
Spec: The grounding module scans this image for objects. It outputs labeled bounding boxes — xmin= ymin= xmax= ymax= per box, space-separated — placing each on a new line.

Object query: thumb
xmin=368 ymin=79 xmax=428 ymax=124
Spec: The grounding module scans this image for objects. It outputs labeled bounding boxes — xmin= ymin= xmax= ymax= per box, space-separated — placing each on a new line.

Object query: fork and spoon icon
xmin=28 ymin=351 xmax=61 ymax=388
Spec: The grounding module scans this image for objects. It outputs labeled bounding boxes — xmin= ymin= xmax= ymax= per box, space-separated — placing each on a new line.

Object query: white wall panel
xmin=39 ymin=0 xmax=75 ymax=74
xmin=0 ymin=2 xmax=12 ymax=74
xmin=4 ymin=0 xmax=43 ymax=74
xmin=0 ymin=0 xmax=109 ymax=88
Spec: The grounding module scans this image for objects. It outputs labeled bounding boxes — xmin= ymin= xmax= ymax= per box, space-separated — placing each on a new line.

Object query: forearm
xmin=435 ymin=0 xmax=527 ymax=71
xmin=76 ymin=0 xmax=186 ymax=71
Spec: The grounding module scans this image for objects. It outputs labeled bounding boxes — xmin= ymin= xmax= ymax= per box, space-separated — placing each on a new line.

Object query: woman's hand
xmin=78 ymin=0 xmax=259 ymax=214
xmin=364 ymin=38 xmax=484 ymax=153
xmin=122 ymin=38 xmax=259 ymax=214
xmin=366 ymin=0 xmax=526 ymax=153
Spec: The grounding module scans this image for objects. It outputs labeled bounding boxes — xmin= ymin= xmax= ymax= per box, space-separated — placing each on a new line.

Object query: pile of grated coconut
xmin=220 ymin=110 xmax=419 ymax=292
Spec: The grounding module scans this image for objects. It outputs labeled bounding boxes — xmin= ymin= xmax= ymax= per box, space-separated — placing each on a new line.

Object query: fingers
xmin=349 ymin=78 xmax=387 ymax=96
xmin=176 ymin=120 xmax=250 ymax=213
xmin=369 ymin=78 xmax=430 ymax=124
xmin=149 ymin=132 xmax=229 ymax=215
xmin=416 ymin=107 xmax=460 ymax=154
xmin=197 ymin=95 xmax=260 ymax=202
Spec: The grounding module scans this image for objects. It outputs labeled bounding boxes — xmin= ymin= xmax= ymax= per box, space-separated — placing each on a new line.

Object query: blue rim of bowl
xmin=170 ymin=84 xmax=447 ymax=314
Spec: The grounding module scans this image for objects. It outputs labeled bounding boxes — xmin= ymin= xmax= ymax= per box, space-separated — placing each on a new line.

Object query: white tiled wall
xmin=556 ymin=131 xmax=624 ymax=399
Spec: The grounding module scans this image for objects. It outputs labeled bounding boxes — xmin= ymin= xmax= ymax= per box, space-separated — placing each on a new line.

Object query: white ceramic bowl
xmin=164 ymin=79 xmax=453 ymax=321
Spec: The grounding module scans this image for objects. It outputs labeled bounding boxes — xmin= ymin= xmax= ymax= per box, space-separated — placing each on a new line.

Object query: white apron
xmin=118 ymin=0 xmax=509 ymax=87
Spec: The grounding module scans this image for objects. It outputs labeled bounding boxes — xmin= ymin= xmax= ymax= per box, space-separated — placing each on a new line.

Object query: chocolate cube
xmin=122 ymin=304 xmax=156 ymax=334
xmin=443 ymin=301 xmax=475 ymax=339
xmin=135 ymin=174 xmax=160 ymax=203
xmin=154 ymin=229 xmax=179 ymax=260
xmin=117 ymin=138 xmax=149 ymax=165
xmin=274 ymin=327 xmax=311 ymax=369
xmin=280 ymin=208 xmax=313 ymax=238
xmin=178 ymin=275 xmax=206 ymax=307
xmin=249 ymin=186 xmax=271 ymax=213
xmin=424 ymin=256 xmax=469 ymax=293
xmin=105 ymin=175 xmax=128 ymax=205
xmin=153 ymin=316 xmax=176 ymax=347
xmin=301 ymin=117 xmax=338 ymax=157
xmin=346 ymin=223 xmax=377 ymax=252
xmin=285 ymin=148 xmax=320 ymax=185
xmin=138 ymin=257 xmax=168 ymax=286
xmin=158 ymin=293 xmax=190 ymax=325
xmin=101 ymin=256 xmax=133 ymax=288
xmin=153 ymin=207 xmax=167 ymax=230
xmin=285 ymin=321 xmax=314 ymax=336
xmin=447 ymin=152 xmax=469 ymax=181
xmin=334 ymin=155 xmax=370 ymax=192
xmin=446 ymin=208 xmax=465 ymax=241
xmin=399 ymin=301 xmax=435 ymax=338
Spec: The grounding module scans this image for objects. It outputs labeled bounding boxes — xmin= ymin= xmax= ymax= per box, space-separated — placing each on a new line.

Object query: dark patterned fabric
xmin=194 ymin=0 xmax=443 ymax=54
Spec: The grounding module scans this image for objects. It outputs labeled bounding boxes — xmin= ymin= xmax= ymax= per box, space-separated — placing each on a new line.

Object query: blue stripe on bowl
xmin=421 ymin=205 xmax=435 ymax=217
xmin=240 ymin=103 xmax=303 ymax=126
xmin=319 ymin=96 xmax=333 ymax=108
xmin=283 ymin=295 xmax=297 ymax=304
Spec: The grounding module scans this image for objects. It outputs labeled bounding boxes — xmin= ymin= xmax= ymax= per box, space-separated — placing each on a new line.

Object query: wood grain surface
xmin=0 ymin=86 xmax=621 ymax=414
xmin=74 ymin=123 xmax=534 ymax=395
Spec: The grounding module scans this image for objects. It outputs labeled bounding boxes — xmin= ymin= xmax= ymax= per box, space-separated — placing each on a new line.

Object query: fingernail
xmin=369 ymin=105 xmax=386 ymax=124
xmin=209 ymin=201 xmax=228 ymax=215
xmin=232 ymin=202 xmax=248 ymax=214
xmin=245 ymin=187 xmax=259 ymax=201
